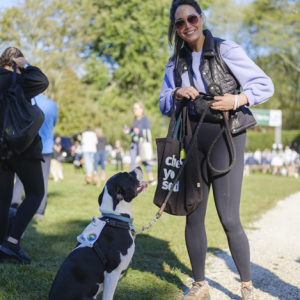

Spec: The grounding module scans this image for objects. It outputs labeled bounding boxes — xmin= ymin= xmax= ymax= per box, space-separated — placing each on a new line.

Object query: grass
xmin=0 ymin=163 xmax=299 ymax=300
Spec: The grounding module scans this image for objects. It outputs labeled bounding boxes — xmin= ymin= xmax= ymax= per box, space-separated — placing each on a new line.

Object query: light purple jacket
xmin=159 ymin=40 xmax=274 ymax=117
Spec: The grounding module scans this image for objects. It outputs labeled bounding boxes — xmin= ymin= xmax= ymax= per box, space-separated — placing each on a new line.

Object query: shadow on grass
xmin=0 ymin=218 xmax=191 ymax=300
xmin=9 ymin=217 xmax=290 ymax=300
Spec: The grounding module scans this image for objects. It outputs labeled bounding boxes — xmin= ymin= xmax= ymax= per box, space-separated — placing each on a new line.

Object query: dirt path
xmin=182 ymin=191 xmax=300 ymax=300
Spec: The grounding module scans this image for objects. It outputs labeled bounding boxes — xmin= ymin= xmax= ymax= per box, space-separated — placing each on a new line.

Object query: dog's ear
xmin=98 ymin=189 xmax=105 ymax=206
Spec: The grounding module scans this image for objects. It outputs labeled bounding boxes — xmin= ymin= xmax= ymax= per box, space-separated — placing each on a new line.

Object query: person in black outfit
xmin=0 ymin=47 xmax=49 ymax=264
xmin=159 ymin=1 xmax=274 ymax=299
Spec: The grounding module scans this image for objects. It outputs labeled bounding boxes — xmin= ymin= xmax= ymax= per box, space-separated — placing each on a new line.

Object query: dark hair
xmin=0 ymin=47 xmax=24 ymax=68
xmin=168 ymin=0 xmax=202 ymax=63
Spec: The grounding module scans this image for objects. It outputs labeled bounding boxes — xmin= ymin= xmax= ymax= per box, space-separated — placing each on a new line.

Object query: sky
xmin=0 ymin=0 xmax=252 ymax=9
xmin=0 ymin=0 xmax=20 ymax=9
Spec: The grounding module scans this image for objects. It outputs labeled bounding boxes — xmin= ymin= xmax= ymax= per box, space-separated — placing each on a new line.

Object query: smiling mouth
xmin=186 ymin=30 xmax=196 ymax=35
xmin=136 ymin=181 xmax=147 ymax=195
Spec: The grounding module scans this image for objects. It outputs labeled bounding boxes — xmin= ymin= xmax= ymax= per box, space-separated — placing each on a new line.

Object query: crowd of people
xmin=244 ymin=144 xmax=300 ymax=178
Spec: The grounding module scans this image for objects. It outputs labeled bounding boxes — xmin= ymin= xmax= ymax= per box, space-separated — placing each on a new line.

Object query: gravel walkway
xmin=182 ymin=191 xmax=300 ymax=300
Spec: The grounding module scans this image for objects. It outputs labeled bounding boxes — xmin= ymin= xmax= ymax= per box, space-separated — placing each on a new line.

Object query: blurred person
xmin=51 ymin=136 xmax=64 ymax=182
xmin=244 ymin=151 xmax=256 ymax=176
xmin=126 ymin=102 xmax=156 ymax=185
xmin=283 ymin=145 xmax=293 ymax=169
xmin=94 ymin=127 xmax=106 ymax=185
xmin=113 ymin=139 xmax=124 ymax=171
xmin=261 ymin=148 xmax=271 ymax=174
xmin=0 ymin=47 xmax=48 ymax=264
xmin=11 ymin=92 xmax=58 ymax=219
xmin=253 ymin=148 xmax=262 ymax=165
xmin=72 ymin=136 xmax=83 ymax=170
xmin=81 ymin=126 xmax=98 ymax=185
xmin=53 ymin=136 xmax=62 ymax=161
xmin=271 ymin=146 xmax=284 ymax=175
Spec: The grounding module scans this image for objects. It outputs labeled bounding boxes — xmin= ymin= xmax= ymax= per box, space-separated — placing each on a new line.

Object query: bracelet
xmin=237 ymin=95 xmax=240 ymax=109
xmin=172 ymin=88 xmax=180 ymax=100
xmin=23 ymin=63 xmax=31 ymax=69
xmin=233 ymin=95 xmax=238 ymax=110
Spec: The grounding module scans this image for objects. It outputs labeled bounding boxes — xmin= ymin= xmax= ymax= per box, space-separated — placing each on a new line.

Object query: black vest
xmin=174 ymin=29 xmax=240 ymax=94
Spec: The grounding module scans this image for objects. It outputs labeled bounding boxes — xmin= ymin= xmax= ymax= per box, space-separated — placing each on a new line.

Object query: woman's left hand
xmin=210 ymin=93 xmax=235 ymax=111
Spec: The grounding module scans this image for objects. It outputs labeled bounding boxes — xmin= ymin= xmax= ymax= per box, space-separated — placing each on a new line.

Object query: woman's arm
xmin=18 ymin=66 xmax=49 ymax=101
xmin=159 ymin=60 xmax=176 ymax=117
xmin=220 ymin=40 xmax=274 ymax=107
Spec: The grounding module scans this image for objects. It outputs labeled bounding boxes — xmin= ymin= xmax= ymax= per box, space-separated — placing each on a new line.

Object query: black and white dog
xmin=49 ymin=167 xmax=147 ymax=300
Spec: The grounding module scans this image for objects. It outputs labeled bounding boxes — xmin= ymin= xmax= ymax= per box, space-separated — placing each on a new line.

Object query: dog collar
xmin=101 ymin=213 xmax=133 ymax=224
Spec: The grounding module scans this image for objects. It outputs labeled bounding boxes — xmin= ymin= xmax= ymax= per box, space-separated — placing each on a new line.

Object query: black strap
xmin=93 ymin=243 xmax=108 ymax=265
xmin=101 ymin=217 xmax=131 ymax=230
xmin=185 ymin=53 xmax=236 ymax=174
xmin=12 ymin=63 xmax=17 ymax=85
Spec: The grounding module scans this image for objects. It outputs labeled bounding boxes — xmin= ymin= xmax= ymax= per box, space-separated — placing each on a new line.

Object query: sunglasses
xmin=174 ymin=15 xmax=200 ymax=30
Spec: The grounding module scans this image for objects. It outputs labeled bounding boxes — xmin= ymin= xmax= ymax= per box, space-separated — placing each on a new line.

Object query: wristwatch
xmin=23 ymin=63 xmax=31 ymax=69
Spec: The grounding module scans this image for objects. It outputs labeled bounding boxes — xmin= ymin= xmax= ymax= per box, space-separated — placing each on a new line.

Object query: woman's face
xmin=133 ymin=104 xmax=143 ymax=118
xmin=174 ymin=5 xmax=204 ymax=51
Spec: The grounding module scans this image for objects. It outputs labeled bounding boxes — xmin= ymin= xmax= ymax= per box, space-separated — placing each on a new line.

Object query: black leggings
xmin=186 ymin=119 xmax=251 ymax=282
xmin=0 ymin=157 xmax=44 ymax=244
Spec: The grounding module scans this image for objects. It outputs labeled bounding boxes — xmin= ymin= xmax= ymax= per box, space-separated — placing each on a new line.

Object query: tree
xmin=0 ymin=0 xmax=105 ymax=135
xmin=84 ymin=0 xmax=215 ymax=142
xmin=242 ymin=0 xmax=300 ymax=129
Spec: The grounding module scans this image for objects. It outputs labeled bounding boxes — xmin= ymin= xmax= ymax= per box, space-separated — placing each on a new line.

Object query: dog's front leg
xmin=102 ymin=270 xmax=122 ymax=300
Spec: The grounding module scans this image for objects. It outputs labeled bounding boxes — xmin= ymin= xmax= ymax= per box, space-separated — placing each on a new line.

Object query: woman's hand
xmin=210 ymin=93 xmax=235 ymax=111
xmin=175 ymin=86 xmax=198 ymax=101
xmin=12 ymin=57 xmax=29 ymax=69
xmin=210 ymin=93 xmax=249 ymax=111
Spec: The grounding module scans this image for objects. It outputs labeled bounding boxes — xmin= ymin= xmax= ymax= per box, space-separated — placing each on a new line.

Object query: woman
xmin=159 ymin=1 xmax=274 ymax=299
xmin=128 ymin=102 xmax=156 ymax=185
xmin=81 ymin=126 xmax=98 ymax=184
xmin=94 ymin=127 xmax=107 ymax=180
xmin=0 ymin=47 xmax=49 ymax=264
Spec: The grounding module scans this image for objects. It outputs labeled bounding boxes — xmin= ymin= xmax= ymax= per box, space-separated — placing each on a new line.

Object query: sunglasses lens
xmin=175 ymin=15 xmax=199 ymax=30
xmin=187 ymin=15 xmax=199 ymax=24
xmin=175 ymin=20 xmax=185 ymax=30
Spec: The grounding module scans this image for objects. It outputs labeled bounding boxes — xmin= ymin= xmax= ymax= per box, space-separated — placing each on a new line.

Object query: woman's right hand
xmin=175 ymin=86 xmax=198 ymax=101
xmin=12 ymin=57 xmax=29 ymax=69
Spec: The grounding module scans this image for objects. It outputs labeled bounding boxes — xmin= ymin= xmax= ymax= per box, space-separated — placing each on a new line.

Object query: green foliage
xmin=90 ymin=0 xmax=170 ymax=97
xmin=242 ymin=0 xmax=300 ymax=126
xmin=0 ymin=0 xmax=299 ymax=140
xmin=81 ymin=54 xmax=110 ymax=91
xmin=0 ymin=0 xmax=98 ymax=136
xmin=246 ymin=129 xmax=300 ymax=151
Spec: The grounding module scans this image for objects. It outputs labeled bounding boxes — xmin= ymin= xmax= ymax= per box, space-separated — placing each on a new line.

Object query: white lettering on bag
xmin=160 ymin=154 xmax=184 ymax=193
xmin=165 ymin=155 xmax=184 ymax=168
xmin=162 ymin=180 xmax=179 ymax=192
xmin=163 ymin=169 xmax=175 ymax=180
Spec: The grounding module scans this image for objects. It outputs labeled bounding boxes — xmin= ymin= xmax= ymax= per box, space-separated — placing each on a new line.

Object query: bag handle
xmin=166 ymin=98 xmax=178 ymax=139
xmin=172 ymin=110 xmax=182 ymax=141
xmin=12 ymin=63 xmax=17 ymax=86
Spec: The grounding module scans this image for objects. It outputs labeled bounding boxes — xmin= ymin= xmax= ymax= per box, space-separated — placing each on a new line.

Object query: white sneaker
xmin=149 ymin=180 xmax=157 ymax=186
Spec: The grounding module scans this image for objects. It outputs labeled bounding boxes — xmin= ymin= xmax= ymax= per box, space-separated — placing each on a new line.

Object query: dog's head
xmin=98 ymin=167 xmax=147 ymax=219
